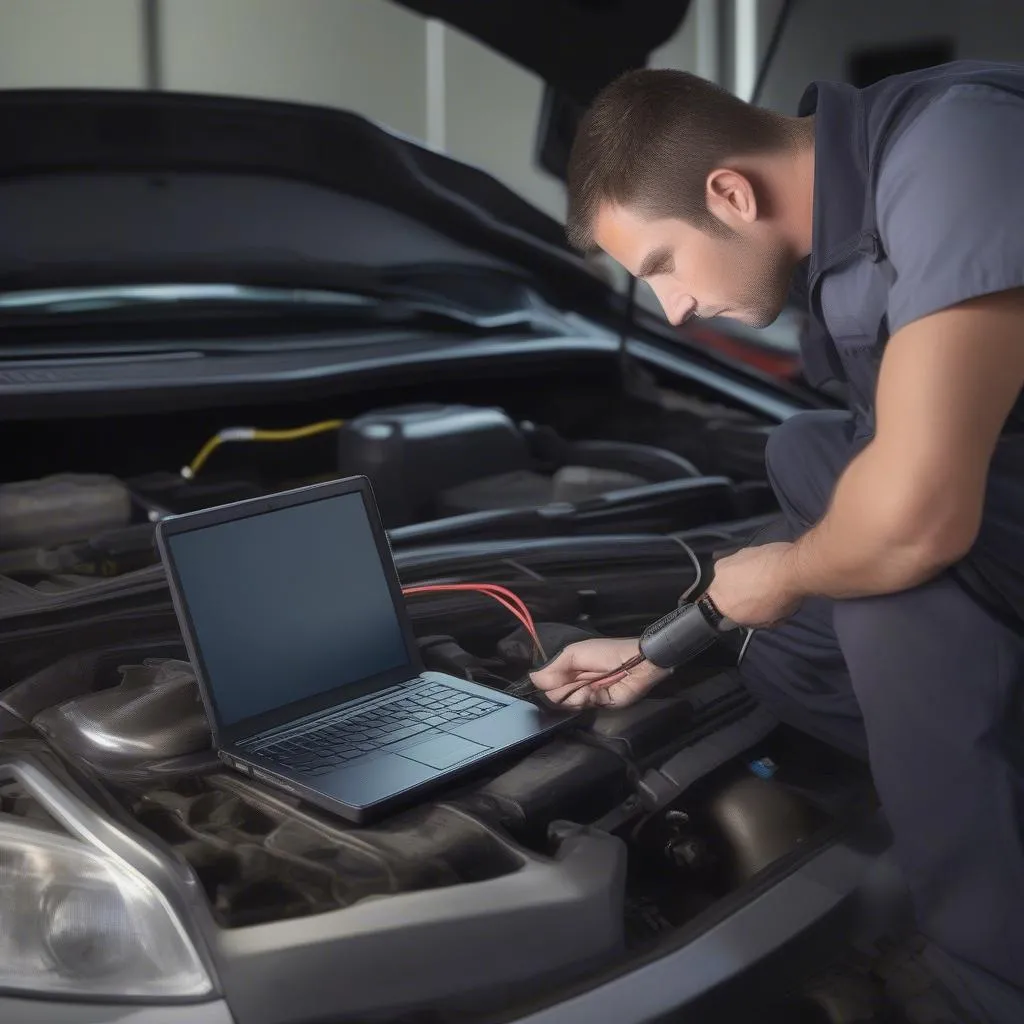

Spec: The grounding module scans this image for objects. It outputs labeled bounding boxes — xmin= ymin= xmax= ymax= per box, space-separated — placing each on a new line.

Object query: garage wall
xmin=442 ymin=24 xmax=568 ymax=221
xmin=756 ymin=0 xmax=1024 ymax=114
xmin=0 ymin=0 xmax=143 ymax=89
xmin=160 ymin=0 xmax=428 ymax=141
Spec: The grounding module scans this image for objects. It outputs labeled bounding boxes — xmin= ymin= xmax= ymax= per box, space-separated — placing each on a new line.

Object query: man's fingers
xmin=530 ymin=643 xmax=598 ymax=689
xmin=544 ymin=671 xmax=627 ymax=706
xmin=562 ymin=688 xmax=594 ymax=708
xmin=545 ymin=680 xmax=590 ymax=704
xmin=529 ymin=659 xmax=572 ymax=691
xmin=531 ymin=663 xmax=622 ymax=694
xmin=544 ymin=681 xmax=592 ymax=706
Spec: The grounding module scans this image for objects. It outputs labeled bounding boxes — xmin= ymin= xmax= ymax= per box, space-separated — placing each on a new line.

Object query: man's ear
xmin=706 ymin=168 xmax=758 ymax=226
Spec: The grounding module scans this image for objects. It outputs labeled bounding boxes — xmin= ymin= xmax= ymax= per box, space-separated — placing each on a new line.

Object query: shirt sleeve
xmin=876 ymin=84 xmax=1024 ymax=335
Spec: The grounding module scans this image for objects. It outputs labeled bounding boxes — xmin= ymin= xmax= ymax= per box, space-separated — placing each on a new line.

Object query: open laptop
xmin=155 ymin=475 xmax=576 ymax=823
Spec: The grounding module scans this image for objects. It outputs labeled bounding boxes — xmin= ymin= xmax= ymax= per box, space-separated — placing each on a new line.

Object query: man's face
xmin=592 ymin=201 xmax=794 ymax=330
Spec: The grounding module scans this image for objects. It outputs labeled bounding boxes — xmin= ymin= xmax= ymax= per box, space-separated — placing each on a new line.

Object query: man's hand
xmin=529 ymin=637 xmax=670 ymax=708
xmin=707 ymin=542 xmax=802 ymax=628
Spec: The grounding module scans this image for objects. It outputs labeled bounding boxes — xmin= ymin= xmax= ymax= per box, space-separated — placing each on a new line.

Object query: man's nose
xmin=655 ymin=287 xmax=696 ymax=326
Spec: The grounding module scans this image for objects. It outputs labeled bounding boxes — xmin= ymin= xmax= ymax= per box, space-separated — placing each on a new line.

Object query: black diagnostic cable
xmin=561 ymin=592 xmax=737 ymax=697
xmin=511 ymin=538 xmax=740 ymax=701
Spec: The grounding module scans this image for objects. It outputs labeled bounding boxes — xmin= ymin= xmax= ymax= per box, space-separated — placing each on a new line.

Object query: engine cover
xmin=336 ymin=404 xmax=530 ymax=525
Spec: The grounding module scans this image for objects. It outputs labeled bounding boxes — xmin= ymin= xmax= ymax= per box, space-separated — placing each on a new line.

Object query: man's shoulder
xmin=873 ymin=64 xmax=1024 ymax=170
xmin=876 ymin=80 xmax=1024 ymax=196
xmin=898 ymin=79 xmax=1024 ymax=133
xmin=874 ymin=72 xmax=1024 ymax=336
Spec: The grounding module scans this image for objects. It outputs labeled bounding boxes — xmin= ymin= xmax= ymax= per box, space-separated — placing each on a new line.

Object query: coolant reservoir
xmin=0 ymin=474 xmax=132 ymax=550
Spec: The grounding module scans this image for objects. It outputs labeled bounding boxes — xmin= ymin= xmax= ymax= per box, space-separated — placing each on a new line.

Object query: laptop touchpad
xmin=400 ymin=734 xmax=488 ymax=770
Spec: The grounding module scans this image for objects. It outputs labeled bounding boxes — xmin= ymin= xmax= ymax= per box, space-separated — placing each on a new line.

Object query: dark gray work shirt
xmin=819 ymin=82 xmax=1024 ymax=424
xmin=811 ymin=81 xmax=1024 ymax=626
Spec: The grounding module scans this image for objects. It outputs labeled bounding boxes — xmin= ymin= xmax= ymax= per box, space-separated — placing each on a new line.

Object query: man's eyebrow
xmin=637 ymin=247 xmax=674 ymax=279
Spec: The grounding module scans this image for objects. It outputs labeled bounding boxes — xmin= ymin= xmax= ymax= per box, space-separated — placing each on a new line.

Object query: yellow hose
xmin=181 ymin=420 xmax=344 ymax=479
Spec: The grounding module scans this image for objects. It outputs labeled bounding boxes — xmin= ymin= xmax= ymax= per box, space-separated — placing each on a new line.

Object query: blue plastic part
xmin=748 ymin=757 xmax=778 ymax=780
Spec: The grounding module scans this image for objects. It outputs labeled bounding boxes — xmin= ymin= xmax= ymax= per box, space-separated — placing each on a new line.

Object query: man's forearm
xmin=781 ymin=442 xmax=975 ymax=600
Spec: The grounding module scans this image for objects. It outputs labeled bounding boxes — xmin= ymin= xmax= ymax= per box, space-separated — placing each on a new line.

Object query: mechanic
xmin=530 ymin=61 xmax=1024 ymax=1022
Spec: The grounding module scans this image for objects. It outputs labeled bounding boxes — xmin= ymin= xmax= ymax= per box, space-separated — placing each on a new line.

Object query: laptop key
xmin=380 ymin=723 xmax=432 ymax=746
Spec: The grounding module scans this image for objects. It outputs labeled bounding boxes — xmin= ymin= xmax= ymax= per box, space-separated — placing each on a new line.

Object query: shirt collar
xmin=798 ymin=79 xmax=879 ymax=282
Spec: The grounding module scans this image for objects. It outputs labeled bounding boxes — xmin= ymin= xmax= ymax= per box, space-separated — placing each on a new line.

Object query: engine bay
xmin=0 ymin=364 xmax=776 ymax=586
xmin=0 ymin=365 xmax=875 ymax=1022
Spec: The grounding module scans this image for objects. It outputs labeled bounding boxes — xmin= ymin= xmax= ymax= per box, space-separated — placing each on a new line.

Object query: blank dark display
xmin=167 ymin=492 xmax=410 ymax=727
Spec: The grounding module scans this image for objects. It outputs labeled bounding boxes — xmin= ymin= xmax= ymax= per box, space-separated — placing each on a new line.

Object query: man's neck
xmin=739 ymin=116 xmax=815 ymax=262
xmin=781 ymin=116 xmax=816 ymax=260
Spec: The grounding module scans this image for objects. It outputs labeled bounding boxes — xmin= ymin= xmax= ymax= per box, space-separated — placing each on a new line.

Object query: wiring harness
xmin=180 ymin=420 xmax=344 ymax=479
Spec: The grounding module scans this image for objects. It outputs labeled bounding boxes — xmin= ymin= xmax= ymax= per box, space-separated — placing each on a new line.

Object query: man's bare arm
xmin=783 ymin=288 xmax=1024 ymax=599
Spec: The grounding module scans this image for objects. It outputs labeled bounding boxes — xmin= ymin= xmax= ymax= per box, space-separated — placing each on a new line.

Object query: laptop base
xmin=226 ymin=671 xmax=577 ymax=823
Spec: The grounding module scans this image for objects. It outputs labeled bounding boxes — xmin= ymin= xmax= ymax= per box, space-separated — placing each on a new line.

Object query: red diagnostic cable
xmin=400 ymin=583 xmax=538 ymax=640
xmin=401 ymin=582 xmax=546 ymax=660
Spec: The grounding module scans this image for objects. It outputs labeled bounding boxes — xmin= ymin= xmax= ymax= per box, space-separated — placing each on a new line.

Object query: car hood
xmin=394 ymin=0 xmax=690 ymax=105
xmin=0 ymin=88 xmax=610 ymax=310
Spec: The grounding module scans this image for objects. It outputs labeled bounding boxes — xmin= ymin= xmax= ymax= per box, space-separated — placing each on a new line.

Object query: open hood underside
xmin=0 ymin=1 xmax=691 ymax=301
xmin=395 ymin=0 xmax=691 ymax=105
xmin=0 ymin=89 xmax=611 ymax=307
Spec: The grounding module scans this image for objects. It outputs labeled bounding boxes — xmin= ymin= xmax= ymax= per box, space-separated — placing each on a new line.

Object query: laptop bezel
xmin=155 ymin=475 xmax=426 ymax=749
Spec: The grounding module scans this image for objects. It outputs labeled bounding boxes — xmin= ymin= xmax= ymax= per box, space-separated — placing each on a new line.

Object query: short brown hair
xmin=566 ymin=69 xmax=792 ymax=251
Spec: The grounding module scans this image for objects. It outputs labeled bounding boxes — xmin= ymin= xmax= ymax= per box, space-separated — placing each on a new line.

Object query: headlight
xmin=0 ymin=820 xmax=212 ymax=998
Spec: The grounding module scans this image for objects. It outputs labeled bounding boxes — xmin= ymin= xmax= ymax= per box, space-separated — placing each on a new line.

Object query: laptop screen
xmin=163 ymin=488 xmax=412 ymax=730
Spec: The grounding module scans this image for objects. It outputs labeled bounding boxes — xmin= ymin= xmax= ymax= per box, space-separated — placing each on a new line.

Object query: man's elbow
xmin=897 ymin=505 xmax=974 ymax=577
xmin=880 ymin=490 xmax=981 ymax=582
xmin=914 ymin=520 xmax=977 ymax=572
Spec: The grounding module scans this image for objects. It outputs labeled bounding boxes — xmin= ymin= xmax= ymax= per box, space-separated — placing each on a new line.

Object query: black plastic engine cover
xmin=336 ymin=404 xmax=530 ymax=526
xmin=586 ymin=671 xmax=758 ymax=767
xmin=455 ymin=736 xmax=630 ymax=844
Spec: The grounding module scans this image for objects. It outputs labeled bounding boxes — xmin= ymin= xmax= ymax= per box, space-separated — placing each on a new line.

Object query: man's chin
xmin=743 ymin=312 xmax=781 ymax=330
xmin=735 ymin=302 xmax=786 ymax=330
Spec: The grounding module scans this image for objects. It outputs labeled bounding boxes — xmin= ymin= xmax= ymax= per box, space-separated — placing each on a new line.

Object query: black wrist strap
xmin=696 ymin=593 xmax=725 ymax=630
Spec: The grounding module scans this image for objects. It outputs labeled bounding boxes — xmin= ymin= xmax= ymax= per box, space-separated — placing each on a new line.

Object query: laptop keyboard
xmin=252 ymin=681 xmax=503 ymax=773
